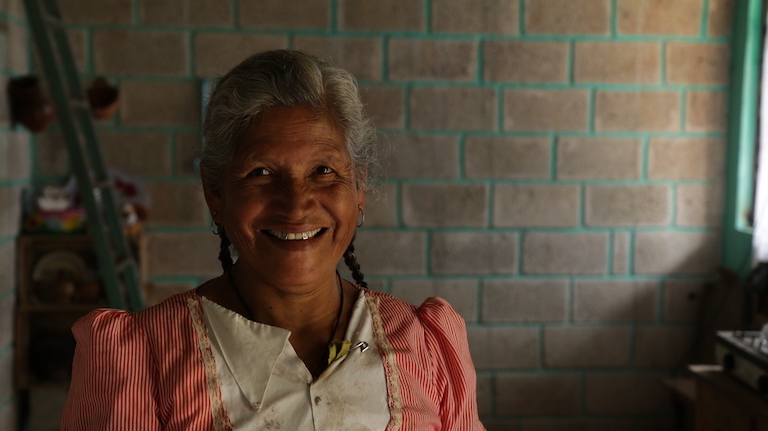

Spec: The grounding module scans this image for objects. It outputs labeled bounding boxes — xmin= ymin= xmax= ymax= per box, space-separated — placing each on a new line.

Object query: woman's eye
xmin=315 ymin=166 xmax=333 ymax=175
xmin=250 ymin=167 xmax=269 ymax=176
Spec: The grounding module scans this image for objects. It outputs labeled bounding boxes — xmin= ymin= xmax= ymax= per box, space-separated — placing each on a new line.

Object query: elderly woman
xmin=62 ymin=50 xmax=485 ymax=430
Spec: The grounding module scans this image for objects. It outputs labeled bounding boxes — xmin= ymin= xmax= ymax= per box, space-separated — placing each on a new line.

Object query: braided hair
xmin=343 ymin=234 xmax=367 ymax=288
xmin=217 ymin=226 xmax=234 ymax=273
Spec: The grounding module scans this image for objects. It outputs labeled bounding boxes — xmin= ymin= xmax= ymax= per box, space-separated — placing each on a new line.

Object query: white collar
xmin=200 ymin=296 xmax=291 ymax=410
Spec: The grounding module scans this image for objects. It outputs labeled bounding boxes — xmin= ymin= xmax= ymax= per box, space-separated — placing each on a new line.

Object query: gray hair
xmin=201 ymin=49 xmax=375 ymax=191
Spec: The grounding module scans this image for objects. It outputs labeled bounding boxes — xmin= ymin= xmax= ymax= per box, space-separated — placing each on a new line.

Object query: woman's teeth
xmin=267 ymin=228 xmax=322 ymax=240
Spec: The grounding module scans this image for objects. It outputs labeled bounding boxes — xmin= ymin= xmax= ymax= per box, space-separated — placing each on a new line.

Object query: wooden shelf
xmin=14 ymin=234 xmax=146 ymax=390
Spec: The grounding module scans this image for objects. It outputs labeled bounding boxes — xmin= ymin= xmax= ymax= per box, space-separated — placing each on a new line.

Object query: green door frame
xmin=722 ymin=0 xmax=765 ymax=277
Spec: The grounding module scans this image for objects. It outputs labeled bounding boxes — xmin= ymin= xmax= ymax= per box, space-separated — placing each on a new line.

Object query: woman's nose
xmin=272 ymin=178 xmax=314 ymax=218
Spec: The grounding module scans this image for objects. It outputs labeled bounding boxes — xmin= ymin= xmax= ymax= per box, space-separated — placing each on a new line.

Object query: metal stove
xmin=715 ymin=327 xmax=768 ymax=395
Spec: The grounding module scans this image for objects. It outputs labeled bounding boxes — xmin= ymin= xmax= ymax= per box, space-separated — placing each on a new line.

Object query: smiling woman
xmin=60 ymin=50 xmax=485 ymax=430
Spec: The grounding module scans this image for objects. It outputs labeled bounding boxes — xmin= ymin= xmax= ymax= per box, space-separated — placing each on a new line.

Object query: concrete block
xmin=390 ymin=279 xmax=478 ymax=322
xmin=526 ymin=0 xmax=610 ymax=34
xmin=120 ymin=81 xmax=201 ymax=126
xmin=634 ymin=326 xmax=697 ymax=368
xmin=617 ymin=0 xmax=702 ymax=35
xmin=663 ymin=280 xmax=706 ymax=323
xmin=389 ymin=38 xmax=476 ymax=82
xmin=0 ymin=186 xmax=22 ymax=238
xmin=686 ymin=91 xmax=728 ymax=133
xmin=557 ymin=136 xmax=642 ymax=180
xmin=495 ymin=374 xmax=580 ymax=415
xmin=67 ymin=29 xmax=87 ymax=73
xmin=523 ymin=232 xmax=608 ymax=275
xmin=0 ymin=242 xmax=15 ymax=296
xmin=504 ymin=89 xmax=588 ymax=131
xmin=573 ymin=280 xmax=659 ymax=322
xmin=585 ymin=185 xmax=670 ymax=227
xmin=7 ymin=20 xmax=27 ymax=73
xmin=6 ymin=131 xmax=30 ymax=180
xmin=648 ymin=137 xmax=724 ymax=180
xmin=612 ymin=232 xmax=629 ymax=275
xmin=146 ymin=232 xmax=222 ymax=277
xmin=402 ymin=184 xmax=487 ymax=227
xmin=339 ymin=0 xmax=424 ymax=31
xmin=432 ymin=0 xmax=518 ymax=34
xmin=363 ymin=183 xmax=397 ymax=227
xmin=520 ymin=420 xmax=620 ymax=431
xmin=145 ymin=182 xmax=207 ymax=227
xmin=100 ymin=131 xmax=172 ymax=177
xmin=585 ymin=372 xmax=674 ymax=414
xmin=482 ymin=279 xmax=568 ymax=322
xmin=60 ymin=0 xmax=132 ymax=24
xmin=139 ymin=0 xmax=232 ymax=26
xmin=574 ymin=41 xmax=660 ymax=84
xmin=175 ymin=132 xmax=202 ymax=177
xmin=0 ymin=295 xmax=14 ymax=348
xmin=410 ymin=86 xmax=497 ymax=131
xmin=431 ymin=232 xmax=517 ymax=275
xmin=35 ymin=132 xmax=68 ymax=177
xmin=145 ymin=282 xmax=195 ymax=307
xmin=467 ymin=327 xmax=539 ymax=370
xmin=634 ymin=232 xmax=720 ymax=275
xmin=0 ymin=78 xmax=8 ymax=126
xmin=94 ymin=30 xmax=188 ymax=76
xmin=666 ymin=42 xmax=730 ymax=85
xmin=195 ymin=33 xmax=286 ymax=78
xmin=595 ymin=90 xmax=680 ymax=132
xmin=0 ymin=400 xmax=16 ymax=430
xmin=294 ymin=36 xmax=382 ymax=81
xmin=676 ymin=184 xmax=723 ymax=227
xmin=353 ymin=231 xmax=426 ymax=275
xmin=465 ymin=136 xmax=551 ymax=180
xmin=483 ymin=40 xmax=568 ymax=83
xmin=360 ymin=85 xmax=404 ymax=130
xmin=476 ymin=374 xmax=492 ymax=417
xmin=544 ymin=326 xmax=631 ymax=368
xmin=239 ymin=0 xmax=330 ymax=29
xmin=0 ymin=350 xmax=14 ymax=411
xmin=708 ymin=0 xmax=736 ymax=37
xmin=382 ymin=134 xmax=459 ymax=179
xmin=494 ymin=185 xmax=579 ymax=227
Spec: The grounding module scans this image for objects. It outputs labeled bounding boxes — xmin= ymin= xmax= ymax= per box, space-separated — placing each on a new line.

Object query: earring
xmin=211 ymin=211 xmax=220 ymax=235
xmin=356 ymin=206 xmax=365 ymax=227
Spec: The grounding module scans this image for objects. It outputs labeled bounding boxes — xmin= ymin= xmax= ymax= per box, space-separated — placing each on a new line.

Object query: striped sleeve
xmin=418 ymin=297 xmax=486 ymax=431
xmin=61 ymin=309 xmax=162 ymax=431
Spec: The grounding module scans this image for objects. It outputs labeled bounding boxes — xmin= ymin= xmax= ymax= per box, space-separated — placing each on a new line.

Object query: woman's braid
xmin=343 ymin=234 xmax=367 ymax=288
xmin=218 ymin=227 xmax=234 ymax=272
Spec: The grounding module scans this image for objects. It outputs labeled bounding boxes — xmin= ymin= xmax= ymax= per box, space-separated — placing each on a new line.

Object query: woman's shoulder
xmin=363 ymin=288 xmax=464 ymax=331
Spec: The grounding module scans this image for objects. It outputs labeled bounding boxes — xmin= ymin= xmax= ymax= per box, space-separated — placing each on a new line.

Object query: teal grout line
xmin=424 ymin=0 xmax=432 ymax=33
xmin=627 ymin=231 xmax=636 ymax=275
xmin=330 ymin=0 xmax=338 ymax=32
xmin=607 ymin=230 xmax=615 ymax=274
xmin=610 ymin=0 xmax=618 ymax=37
xmin=518 ymin=0 xmax=526 ymax=36
xmin=231 ymin=0 xmax=238 ymax=28
xmin=187 ymin=30 xmax=195 ymax=77
xmin=701 ymin=0 xmax=711 ymax=37
xmin=132 ymin=0 xmax=140 ymax=25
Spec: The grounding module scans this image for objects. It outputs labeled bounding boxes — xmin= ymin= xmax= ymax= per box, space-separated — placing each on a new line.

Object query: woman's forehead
xmin=233 ymin=106 xmax=350 ymax=160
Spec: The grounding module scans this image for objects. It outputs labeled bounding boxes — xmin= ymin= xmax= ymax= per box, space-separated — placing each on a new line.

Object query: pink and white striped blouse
xmin=61 ymin=288 xmax=486 ymax=430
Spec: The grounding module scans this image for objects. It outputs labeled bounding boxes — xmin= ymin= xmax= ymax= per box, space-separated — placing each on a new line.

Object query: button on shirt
xmin=201 ymin=291 xmax=390 ymax=430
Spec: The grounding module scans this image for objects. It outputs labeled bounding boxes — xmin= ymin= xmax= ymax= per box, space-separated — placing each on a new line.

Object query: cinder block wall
xmin=0 ymin=0 xmax=29 ymax=428
xmin=33 ymin=0 xmax=733 ymax=428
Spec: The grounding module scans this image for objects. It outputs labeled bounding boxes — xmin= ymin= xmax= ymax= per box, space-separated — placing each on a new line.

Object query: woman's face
xmin=205 ymin=105 xmax=365 ymax=290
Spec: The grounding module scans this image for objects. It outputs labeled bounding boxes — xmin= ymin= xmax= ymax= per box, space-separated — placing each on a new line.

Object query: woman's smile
xmin=264 ymin=227 xmax=324 ymax=241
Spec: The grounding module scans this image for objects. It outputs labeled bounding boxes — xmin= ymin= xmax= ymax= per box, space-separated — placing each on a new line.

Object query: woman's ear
xmin=201 ymin=163 xmax=222 ymax=222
